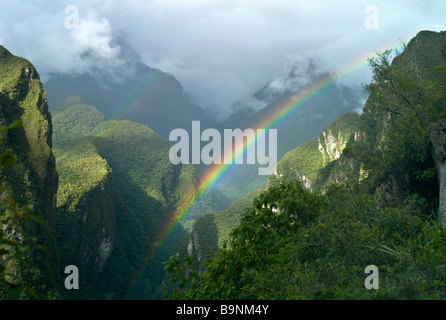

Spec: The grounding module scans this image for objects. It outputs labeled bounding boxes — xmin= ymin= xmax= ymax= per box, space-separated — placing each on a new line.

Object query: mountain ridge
xmin=0 ymin=45 xmax=62 ymax=298
xmin=52 ymin=96 xmax=200 ymax=299
xmin=44 ymin=52 xmax=217 ymax=141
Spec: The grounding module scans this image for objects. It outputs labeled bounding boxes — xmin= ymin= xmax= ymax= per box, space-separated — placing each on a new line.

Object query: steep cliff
xmin=52 ymin=97 xmax=197 ymax=299
xmin=314 ymin=31 xmax=446 ymax=213
xmin=429 ymin=120 xmax=446 ymax=225
xmin=268 ymin=112 xmax=360 ymax=191
xmin=0 ymin=46 xmax=61 ymax=298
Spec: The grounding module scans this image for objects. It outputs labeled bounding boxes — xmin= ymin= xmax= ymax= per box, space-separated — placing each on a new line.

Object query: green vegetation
xmin=0 ymin=120 xmax=43 ymax=299
xmin=166 ymin=182 xmax=446 ymax=299
xmin=51 ymin=99 xmax=108 ymax=210
xmin=0 ymin=46 xmax=61 ymax=299
xmin=193 ymin=188 xmax=263 ymax=259
xmin=52 ymin=97 xmax=202 ymax=299
xmin=165 ymin=30 xmax=446 ymax=300
xmin=213 ymin=189 xmax=264 ymax=248
xmin=268 ymin=140 xmax=322 ymax=188
xmin=268 ymin=112 xmax=359 ymax=191
xmin=2 ymin=30 xmax=446 ymax=301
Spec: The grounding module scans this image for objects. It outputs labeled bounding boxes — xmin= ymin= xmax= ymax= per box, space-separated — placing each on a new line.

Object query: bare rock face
xmin=318 ymin=129 xmax=348 ymax=163
xmin=187 ymin=229 xmax=201 ymax=262
xmin=429 ymin=119 xmax=446 ymax=225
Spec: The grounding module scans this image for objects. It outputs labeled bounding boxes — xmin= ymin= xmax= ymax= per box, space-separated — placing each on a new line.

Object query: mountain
xmin=270 ymin=31 xmax=446 ymax=197
xmin=44 ymin=51 xmax=216 ymax=141
xmin=208 ymin=58 xmax=365 ymax=205
xmin=43 ymin=44 xmax=364 ymax=209
xmin=0 ymin=46 xmax=61 ymax=298
xmin=165 ymin=30 xmax=446 ymax=301
xmin=226 ymin=58 xmax=365 ymax=156
xmin=268 ymin=112 xmax=360 ymax=191
xmin=190 ymin=188 xmax=263 ymax=259
xmin=52 ymin=96 xmax=200 ymax=299
xmin=186 ymin=109 xmax=361 ymax=263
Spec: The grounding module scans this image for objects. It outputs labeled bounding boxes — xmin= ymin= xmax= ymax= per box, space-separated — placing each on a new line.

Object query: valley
xmin=0 ymin=28 xmax=445 ymax=300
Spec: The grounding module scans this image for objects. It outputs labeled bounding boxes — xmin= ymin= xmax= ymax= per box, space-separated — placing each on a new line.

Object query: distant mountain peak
xmin=230 ymin=56 xmax=334 ymax=117
xmin=44 ymin=42 xmax=216 ymax=140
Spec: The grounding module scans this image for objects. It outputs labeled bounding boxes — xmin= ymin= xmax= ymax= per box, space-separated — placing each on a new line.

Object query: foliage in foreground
xmin=164 ymin=41 xmax=446 ymax=300
xmin=0 ymin=121 xmax=43 ymax=299
xmin=164 ymin=181 xmax=446 ymax=300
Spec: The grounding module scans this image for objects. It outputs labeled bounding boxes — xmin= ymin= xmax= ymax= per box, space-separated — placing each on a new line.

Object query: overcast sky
xmin=0 ymin=0 xmax=445 ymax=119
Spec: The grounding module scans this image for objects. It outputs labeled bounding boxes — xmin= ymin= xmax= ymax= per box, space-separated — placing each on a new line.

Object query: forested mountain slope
xmin=0 ymin=46 xmax=61 ymax=299
xmin=44 ymin=52 xmax=216 ymax=141
xmin=210 ymin=59 xmax=364 ymax=204
xmin=268 ymin=112 xmax=360 ymax=191
xmin=190 ymin=189 xmax=263 ymax=259
xmin=165 ymin=30 xmax=446 ymax=300
xmin=52 ymin=96 xmax=199 ymax=299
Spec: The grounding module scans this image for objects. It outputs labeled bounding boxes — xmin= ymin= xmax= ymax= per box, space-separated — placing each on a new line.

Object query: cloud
xmin=0 ymin=1 xmax=126 ymax=80
xmin=0 ymin=0 xmax=445 ymax=119
xmin=66 ymin=13 xmax=136 ymax=81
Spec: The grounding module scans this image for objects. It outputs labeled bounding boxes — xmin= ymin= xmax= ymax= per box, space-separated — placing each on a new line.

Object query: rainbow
xmin=124 ymin=39 xmax=407 ymax=298
xmin=110 ymin=70 xmax=164 ymax=120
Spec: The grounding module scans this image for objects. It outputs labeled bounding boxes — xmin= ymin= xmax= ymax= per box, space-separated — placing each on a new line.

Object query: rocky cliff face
xmin=52 ymin=97 xmax=197 ymax=299
xmin=210 ymin=57 xmax=365 ymax=205
xmin=318 ymin=128 xmax=349 ymax=164
xmin=187 ymin=229 xmax=201 ymax=262
xmin=0 ymin=46 xmax=61 ymax=298
xmin=51 ymin=97 xmax=116 ymax=293
xmin=307 ymin=30 xmax=446 ymax=207
xmin=268 ymin=112 xmax=359 ymax=191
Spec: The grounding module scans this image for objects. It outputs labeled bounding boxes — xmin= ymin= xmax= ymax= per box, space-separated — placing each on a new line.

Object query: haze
xmin=0 ymin=0 xmax=444 ymax=120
